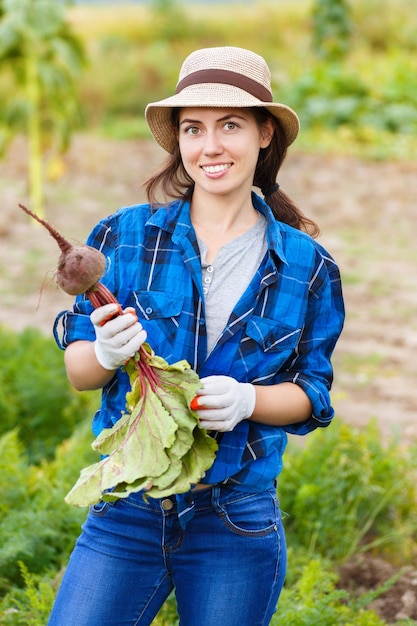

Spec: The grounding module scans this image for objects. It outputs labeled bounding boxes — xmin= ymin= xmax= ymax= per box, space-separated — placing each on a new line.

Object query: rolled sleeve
xmin=53 ymin=298 xmax=96 ymax=350
xmin=281 ymin=372 xmax=334 ymax=435
xmin=281 ymin=245 xmax=345 ymax=435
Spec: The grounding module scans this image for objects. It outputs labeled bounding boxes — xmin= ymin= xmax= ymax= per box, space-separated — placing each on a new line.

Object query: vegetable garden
xmin=1 ymin=1 xmax=417 ymax=624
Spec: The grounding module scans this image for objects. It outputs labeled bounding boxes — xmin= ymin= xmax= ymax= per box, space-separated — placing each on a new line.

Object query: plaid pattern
xmin=54 ymin=193 xmax=344 ymax=492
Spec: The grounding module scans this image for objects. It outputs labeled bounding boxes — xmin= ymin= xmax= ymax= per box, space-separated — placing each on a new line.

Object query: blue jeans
xmin=48 ymin=486 xmax=286 ymax=626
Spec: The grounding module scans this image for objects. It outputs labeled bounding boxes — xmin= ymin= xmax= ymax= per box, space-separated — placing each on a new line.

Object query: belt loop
xmin=176 ymin=492 xmax=195 ymax=528
xmin=211 ymin=486 xmax=221 ymax=512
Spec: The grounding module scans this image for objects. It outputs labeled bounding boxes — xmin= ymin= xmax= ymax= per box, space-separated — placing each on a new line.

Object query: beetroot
xmin=19 ymin=203 xmax=177 ymax=399
xmin=19 ymin=203 xmax=217 ymax=504
xmin=56 ymin=246 xmax=106 ymax=296
xmin=19 ymin=203 xmax=106 ymax=296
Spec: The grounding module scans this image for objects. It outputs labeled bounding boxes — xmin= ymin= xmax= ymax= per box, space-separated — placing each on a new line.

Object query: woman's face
xmin=178 ymin=107 xmax=273 ymax=198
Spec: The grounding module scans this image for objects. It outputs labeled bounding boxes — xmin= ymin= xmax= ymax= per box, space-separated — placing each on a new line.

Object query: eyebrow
xmin=179 ymin=112 xmax=248 ymax=126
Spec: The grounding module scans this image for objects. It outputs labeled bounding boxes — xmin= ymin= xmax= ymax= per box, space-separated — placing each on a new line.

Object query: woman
xmin=49 ymin=46 xmax=344 ymax=625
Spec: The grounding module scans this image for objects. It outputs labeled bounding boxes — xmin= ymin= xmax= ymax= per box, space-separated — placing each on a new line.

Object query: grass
xmin=295 ymin=126 xmax=417 ymax=161
xmin=340 ymin=352 xmax=396 ymax=386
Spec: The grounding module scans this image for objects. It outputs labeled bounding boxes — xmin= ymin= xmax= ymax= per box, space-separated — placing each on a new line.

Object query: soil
xmin=1 ymin=135 xmax=416 ymax=623
xmin=338 ymin=556 xmax=417 ymax=623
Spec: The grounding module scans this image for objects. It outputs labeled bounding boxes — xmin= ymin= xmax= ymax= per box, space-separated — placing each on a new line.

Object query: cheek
xmin=243 ymin=138 xmax=263 ymax=170
xmin=179 ymin=141 xmax=200 ymax=172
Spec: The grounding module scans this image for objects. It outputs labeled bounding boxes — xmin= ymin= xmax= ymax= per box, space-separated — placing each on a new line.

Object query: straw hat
xmin=145 ymin=46 xmax=300 ymax=153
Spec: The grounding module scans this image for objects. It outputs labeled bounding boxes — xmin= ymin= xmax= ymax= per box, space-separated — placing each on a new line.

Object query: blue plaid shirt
xmin=54 ymin=193 xmax=344 ymax=493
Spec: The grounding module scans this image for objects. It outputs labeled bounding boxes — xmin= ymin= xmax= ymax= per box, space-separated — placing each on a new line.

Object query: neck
xmin=190 ymin=190 xmax=258 ymax=263
xmin=191 ymin=188 xmax=256 ymax=229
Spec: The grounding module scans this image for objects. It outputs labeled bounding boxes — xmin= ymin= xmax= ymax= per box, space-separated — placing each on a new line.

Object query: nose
xmin=203 ymin=129 xmax=223 ymax=156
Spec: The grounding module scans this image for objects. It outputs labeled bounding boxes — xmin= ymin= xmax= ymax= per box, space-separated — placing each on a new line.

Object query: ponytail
xmin=253 ymin=109 xmax=320 ymax=238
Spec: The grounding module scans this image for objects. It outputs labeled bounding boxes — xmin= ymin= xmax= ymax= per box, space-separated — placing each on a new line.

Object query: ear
xmin=260 ymin=118 xmax=274 ymax=148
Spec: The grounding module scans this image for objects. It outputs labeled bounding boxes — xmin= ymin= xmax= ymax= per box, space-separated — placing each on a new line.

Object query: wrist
xmin=94 ymin=341 xmax=118 ymax=371
xmin=242 ymin=383 xmax=256 ymax=419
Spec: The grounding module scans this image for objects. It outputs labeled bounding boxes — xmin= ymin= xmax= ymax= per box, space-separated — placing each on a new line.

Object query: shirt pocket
xmin=244 ymin=316 xmax=302 ymax=376
xmin=129 ymin=290 xmax=184 ymax=352
xmin=246 ymin=316 xmax=302 ymax=353
xmin=131 ymin=290 xmax=183 ymax=320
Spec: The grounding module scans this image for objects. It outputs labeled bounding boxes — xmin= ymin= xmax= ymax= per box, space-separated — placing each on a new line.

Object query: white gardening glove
xmin=191 ymin=375 xmax=256 ymax=432
xmin=91 ymin=304 xmax=147 ymax=371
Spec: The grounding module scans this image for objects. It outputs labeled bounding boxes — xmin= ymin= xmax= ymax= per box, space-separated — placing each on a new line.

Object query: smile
xmin=201 ymin=164 xmax=232 ymax=174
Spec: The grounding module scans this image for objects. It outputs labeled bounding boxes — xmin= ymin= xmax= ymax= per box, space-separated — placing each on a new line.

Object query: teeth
xmin=202 ymin=164 xmax=230 ymax=174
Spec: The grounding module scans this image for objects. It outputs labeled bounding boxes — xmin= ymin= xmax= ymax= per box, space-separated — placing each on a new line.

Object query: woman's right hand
xmin=91 ymin=304 xmax=147 ymax=371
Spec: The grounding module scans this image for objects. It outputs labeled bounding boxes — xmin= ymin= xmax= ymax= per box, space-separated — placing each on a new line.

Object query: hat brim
xmin=145 ymin=83 xmax=300 ymax=153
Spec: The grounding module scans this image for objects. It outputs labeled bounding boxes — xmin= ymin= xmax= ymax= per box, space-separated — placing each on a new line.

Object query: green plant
xmin=0 ymin=325 xmax=99 ymax=464
xmin=0 ymin=563 xmax=55 ymax=626
xmin=312 ymin=0 xmax=352 ymax=62
xmin=0 ymin=423 xmax=94 ymax=590
xmin=150 ymin=0 xmax=190 ymax=43
xmin=279 ymin=420 xmax=417 ymax=562
xmin=274 ymin=559 xmax=387 ymax=625
xmin=280 ymin=63 xmax=370 ymax=130
xmin=0 ymin=0 xmax=85 ymax=217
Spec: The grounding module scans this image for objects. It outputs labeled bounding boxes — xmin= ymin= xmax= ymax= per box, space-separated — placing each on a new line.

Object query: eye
xmin=184 ymin=125 xmax=201 ymax=136
xmin=224 ymin=121 xmax=238 ymax=131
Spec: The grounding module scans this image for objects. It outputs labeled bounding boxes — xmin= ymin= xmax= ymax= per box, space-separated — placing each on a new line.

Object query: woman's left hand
xmin=191 ymin=375 xmax=256 ymax=432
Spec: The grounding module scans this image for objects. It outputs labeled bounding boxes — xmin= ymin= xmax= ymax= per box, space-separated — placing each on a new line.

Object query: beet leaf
xmin=65 ymin=345 xmax=218 ymax=507
xmin=17 ymin=204 xmax=218 ymax=507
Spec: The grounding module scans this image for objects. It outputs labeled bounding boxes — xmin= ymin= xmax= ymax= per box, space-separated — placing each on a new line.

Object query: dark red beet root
xmin=19 ymin=203 xmax=106 ymax=296
xmin=56 ymin=246 xmax=106 ymax=295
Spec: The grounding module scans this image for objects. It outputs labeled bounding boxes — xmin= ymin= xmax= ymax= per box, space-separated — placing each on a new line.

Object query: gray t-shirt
xmin=198 ymin=214 xmax=267 ymax=354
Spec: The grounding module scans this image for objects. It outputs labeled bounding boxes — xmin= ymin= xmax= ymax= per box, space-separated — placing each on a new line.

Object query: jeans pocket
xmin=214 ymin=489 xmax=279 ymax=537
xmin=89 ymin=500 xmax=115 ymax=517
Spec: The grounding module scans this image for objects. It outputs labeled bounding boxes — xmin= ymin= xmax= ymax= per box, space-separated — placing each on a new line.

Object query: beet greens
xmin=19 ymin=203 xmax=217 ymax=505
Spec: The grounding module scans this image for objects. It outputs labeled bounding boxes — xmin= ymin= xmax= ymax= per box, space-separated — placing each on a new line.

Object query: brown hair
xmin=144 ymin=107 xmax=319 ymax=237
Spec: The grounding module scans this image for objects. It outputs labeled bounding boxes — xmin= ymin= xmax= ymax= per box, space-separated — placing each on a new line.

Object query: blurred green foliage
xmin=0 ymin=422 xmax=96 ymax=623
xmin=0 ymin=0 xmax=85 ymax=155
xmin=279 ymin=420 xmax=417 ymax=564
xmin=0 ymin=0 xmax=86 ymax=216
xmin=75 ymin=0 xmax=417 ymax=159
xmin=0 ymin=325 xmax=99 ymax=464
xmin=0 ymin=323 xmax=415 ymax=626
xmin=275 ymin=559 xmax=387 ymax=625
xmin=1 ymin=0 xmax=417 ymax=160
xmin=312 ymin=0 xmax=352 ymax=62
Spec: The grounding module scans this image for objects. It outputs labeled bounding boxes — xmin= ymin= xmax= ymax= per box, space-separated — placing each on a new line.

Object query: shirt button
xmin=207 ymin=265 xmax=214 ymax=273
xmin=145 ymin=307 xmax=153 ymax=315
xmin=204 ymin=276 xmax=211 ymax=284
xmin=161 ymin=498 xmax=174 ymax=511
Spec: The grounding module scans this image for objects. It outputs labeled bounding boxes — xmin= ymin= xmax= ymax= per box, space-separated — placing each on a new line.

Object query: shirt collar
xmin=251 ymin=192 xmax=288 ymax=266
xmin=145 ymin=195 xmax=288 ymax=266
xmin=146 ymin=199 xmax=193 ymax=238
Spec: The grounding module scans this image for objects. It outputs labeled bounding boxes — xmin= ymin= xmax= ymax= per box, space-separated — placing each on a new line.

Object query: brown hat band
xmin=175 ymin=69 xmax=273 ymax=103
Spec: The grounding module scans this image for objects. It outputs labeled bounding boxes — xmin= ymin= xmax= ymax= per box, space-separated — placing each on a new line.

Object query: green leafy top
xmin=65 ymin=345 xmax=218 ymax=507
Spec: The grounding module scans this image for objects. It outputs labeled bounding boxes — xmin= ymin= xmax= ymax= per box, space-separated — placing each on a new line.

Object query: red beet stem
xmin=86 ymin=283 xmax=157 ymax=387
xmin=86 ymin=283 xmax=121 ymax=308
xmin=19 ymin=203 xmax=73 ymax=255
xmin=18 ymin=203 xmax=158 ymax=390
